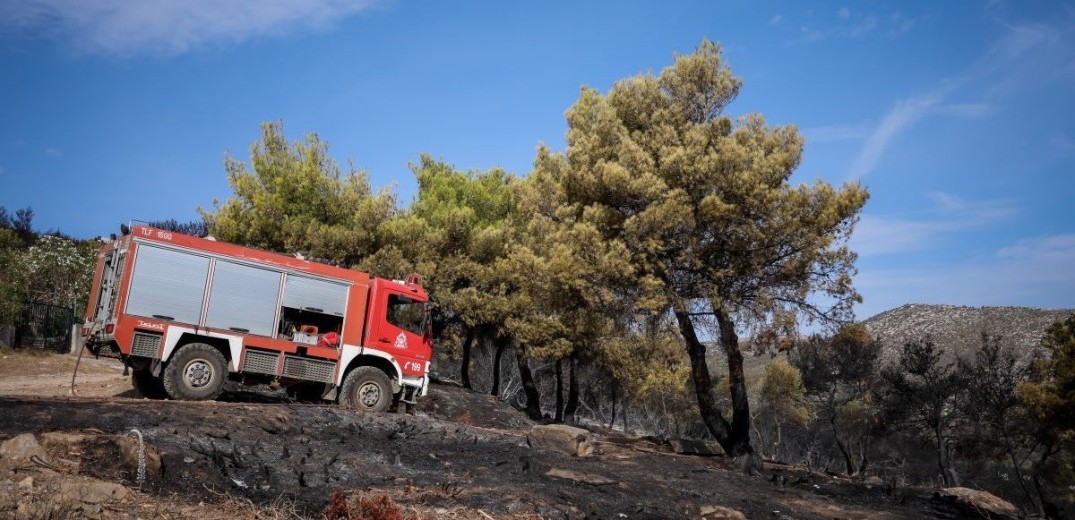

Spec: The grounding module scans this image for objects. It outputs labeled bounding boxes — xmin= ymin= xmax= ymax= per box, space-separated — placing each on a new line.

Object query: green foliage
xmin=791 ymin=324 xmax=880 ymax=474
xmin=202 ymin=121 xmax=397 ymax=267
xmin=21 ymin=235 xmax=98 ymax=309
xmin=0 ymin=209 xmax=98 ymax=327
xmin=1021 ymin=315 xmax=1075 ymax=435
xmin=759 ymin=358 xmax=812 ymax=428
xmin=531 ymin=38 xmax=868 ymax=451
xmin=1019 ymin=315 xmax=1075 ymax=507
xmin=881 ymin=337 xmax=964 ymax=485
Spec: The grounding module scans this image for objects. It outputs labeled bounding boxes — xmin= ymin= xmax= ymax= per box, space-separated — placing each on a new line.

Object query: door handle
xmin=378 ymin=337 xmax=391 ymax=343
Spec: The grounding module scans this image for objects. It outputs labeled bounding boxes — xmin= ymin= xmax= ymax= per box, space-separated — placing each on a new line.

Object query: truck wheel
xmin=131 ymin=369 xmax=167 ymax=399
xmin=340 ymin=367 xmax=393 ymax=412
xmin=162 ymin=343 xmax=227 ymax=401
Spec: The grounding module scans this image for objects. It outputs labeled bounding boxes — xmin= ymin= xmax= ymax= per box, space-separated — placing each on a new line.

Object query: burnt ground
xmin=0 ymin=351 xmax=986 ymax=519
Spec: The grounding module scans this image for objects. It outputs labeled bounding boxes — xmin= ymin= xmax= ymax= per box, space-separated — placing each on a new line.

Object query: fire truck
xmin=82 ymin=224 xmax=432 ymax=411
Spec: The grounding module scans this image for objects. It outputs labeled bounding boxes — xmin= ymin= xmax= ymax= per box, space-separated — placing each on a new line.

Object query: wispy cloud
xmin=789 ymin=8 xmax=916 ymax=44
xmin=851 ymin=192 xmax=1017 ymax=257
xmin=44 ymin=147 xmax=62 ymax=157
xmin=856 ymin=233 xmax=1075 ymax=316
xmin=846 ymin=15 xmax=1073 ymax=181
xmin=768 ymin=14 xmax=784 ymax=26
xmin=847 ymin=95 xmax=940 ymax=180
xmin=0 ymin=0 xmax=380 ymax=56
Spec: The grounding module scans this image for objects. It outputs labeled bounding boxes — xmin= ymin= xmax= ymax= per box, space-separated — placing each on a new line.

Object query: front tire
xmin=339 ymin=367 xmax=393 ymax=412
xmin=162 ymin=343 xmax=228 ymax=401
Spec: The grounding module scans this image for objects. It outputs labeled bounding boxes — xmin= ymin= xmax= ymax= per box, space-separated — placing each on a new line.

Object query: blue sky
xmin=1 ymin=0 xmax=1073 ymax=318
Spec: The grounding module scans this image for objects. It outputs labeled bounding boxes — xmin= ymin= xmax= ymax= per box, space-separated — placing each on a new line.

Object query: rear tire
xmin=162 ymin=343 xmax=228 ymax=401
xmin=339 ymin=366 xmax=393 ymax=413
xmin=131 ymin=369 xmax=167 ymax=399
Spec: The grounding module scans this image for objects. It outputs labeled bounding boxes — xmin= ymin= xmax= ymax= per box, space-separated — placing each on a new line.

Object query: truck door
xmin=365 ymin=284 xmax=429 ymax=377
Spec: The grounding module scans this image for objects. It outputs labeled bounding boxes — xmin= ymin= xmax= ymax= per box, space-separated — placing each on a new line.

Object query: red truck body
xmin=83 ymin=225 xmax=432 ymax=409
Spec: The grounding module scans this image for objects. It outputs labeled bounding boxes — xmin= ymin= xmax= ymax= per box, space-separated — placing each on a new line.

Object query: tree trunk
xmin=564 ymin=355 xmax=579 ymax=424
xmin=554 ymin=358 xmax=565 ymax=422
xmin=935 ymin=427 xmax=960 ymax=487
xmin=608 ymin=383 xmax=618 ymax=429
xmin=713 ymin=307 xmax=754 ymax=458
xmin=460 ymin=326 xmax=475 ymax=390
xmin=1002 ymin=426 xmax=1037 ymax=513
xmin=832 ymin=413 xmax=856 ymax=475
xmin=514 ymin=342 xmax=543 ymax=421
xmin=490 ymin=336 xmax=507 ymax=397
xmin=672 ymin=307 xmax=733 ymax=446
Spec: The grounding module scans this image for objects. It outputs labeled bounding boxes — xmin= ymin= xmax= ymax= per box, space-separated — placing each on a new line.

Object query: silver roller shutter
xmin=204 ymin=260 xmax=281 ymax=336
xmin=125 ymin=245 xmax=209 ymax=325
xmin=282 ymin=275 xmax=348 ymax=316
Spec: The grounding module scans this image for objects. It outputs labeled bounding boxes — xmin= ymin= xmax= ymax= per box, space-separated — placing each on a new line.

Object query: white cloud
xmin=846 ymin=95 xmax=939 ymax=180
xmin=0 ymin=0 xmax=379 ymax=56
xmin=790 ymin=9 xmax=916 ymax=44
xmin=855 ymin=233 xmax=1075 ymax=317
xmin=845 ymin=17 xmax=1069 ymax=181
xmin=851 ymin=192 xmax=1017 ymax=257
xmin=769 ymin=14 xmax=784 ymax=26
xmin=44 ymin=147 xmax=61 ymax=156
xmin=935 ymin=103 xmax=998 ymax=117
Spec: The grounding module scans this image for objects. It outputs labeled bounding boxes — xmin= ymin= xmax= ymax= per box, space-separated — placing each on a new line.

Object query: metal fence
xmin=14 ymin=301 xmax=75 ymax=353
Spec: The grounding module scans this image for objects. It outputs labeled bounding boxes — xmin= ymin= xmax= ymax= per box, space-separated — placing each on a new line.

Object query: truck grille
xmin=242 ymin=350 xmax=279 ymax=375
xmin=282 ymin=355 xmax=336 ymax=383
xmin=130 ymin=331 xmax=162 ymax=358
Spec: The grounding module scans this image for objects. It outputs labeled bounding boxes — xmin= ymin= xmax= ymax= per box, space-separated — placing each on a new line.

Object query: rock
xmin=862 ymin=475 xmax=884 ymax=488
xmin=113 ymin=435 xmax=163 ymax=478
xmin=17 ymin=476 xmax=33 ymax=489
xmin=0 ymin=433 xmax=43 ymax=460
xmin=545 ymin=468 xmax=618 ymax=486
xmin=58 ymin=480 xmax=128 ymax=504
xmin=527 ymin=424 xmax=594 ymax=457
xmin=668 ymin=437 xmax=725 ymax=457
xmin=40 ymin=431 xmax=88 ymax=453
xmin=700 ymin=505 xmax=747 ymax=520
xmin=933 ymin=487 xmax=1019 ymax=519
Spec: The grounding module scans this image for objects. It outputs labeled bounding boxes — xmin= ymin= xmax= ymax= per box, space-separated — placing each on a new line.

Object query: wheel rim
xmin=183 ymin=359 xmax=214 ymax=388
xmin=358 ymin=382 xmax=381 ymax=408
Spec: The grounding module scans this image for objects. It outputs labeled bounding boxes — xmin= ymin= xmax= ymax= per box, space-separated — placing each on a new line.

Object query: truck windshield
xmin=387 ymin=294 xmax=426 ymax=336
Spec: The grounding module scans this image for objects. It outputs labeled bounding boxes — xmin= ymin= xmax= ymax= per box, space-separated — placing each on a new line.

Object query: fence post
xmin=69 ymin=324 xmax=83 ymax=354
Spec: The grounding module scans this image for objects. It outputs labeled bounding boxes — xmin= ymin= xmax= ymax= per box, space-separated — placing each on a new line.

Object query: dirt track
xmin=0 ymin=352 xmax=967 ymax=519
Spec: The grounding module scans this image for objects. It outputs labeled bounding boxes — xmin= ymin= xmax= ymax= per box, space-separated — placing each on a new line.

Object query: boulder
xmin=57 ymin=480 xmax=128 ymax=504
xmin=933 ymin=487 xmax=1020 ymax=519
xmin=700 ymin=505 xmax=747 ymax=520
xmin=0 ymin=434 xmax=43 ymax=460
xmin=668 ymin=437 xmax=725 ymax=457
xmin=527 ymin=424 xmax=594 ymax=457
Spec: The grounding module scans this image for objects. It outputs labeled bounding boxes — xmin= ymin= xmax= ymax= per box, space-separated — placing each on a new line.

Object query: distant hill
xmin=861 ymin=303 xmax=1074 ymax=364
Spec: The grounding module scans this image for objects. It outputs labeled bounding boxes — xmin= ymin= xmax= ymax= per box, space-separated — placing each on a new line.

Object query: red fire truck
xmin=82 ymin=225 xmax=432 ymax=411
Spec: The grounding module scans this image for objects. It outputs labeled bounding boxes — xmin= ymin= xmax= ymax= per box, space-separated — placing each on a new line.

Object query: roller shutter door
xmin=125 ymin=245 xmax=209 ymax=325
xmin=282 ymin=275 xmax=348 ymax=316
xmin=205 ymin=260 xmax=281 ymax=336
